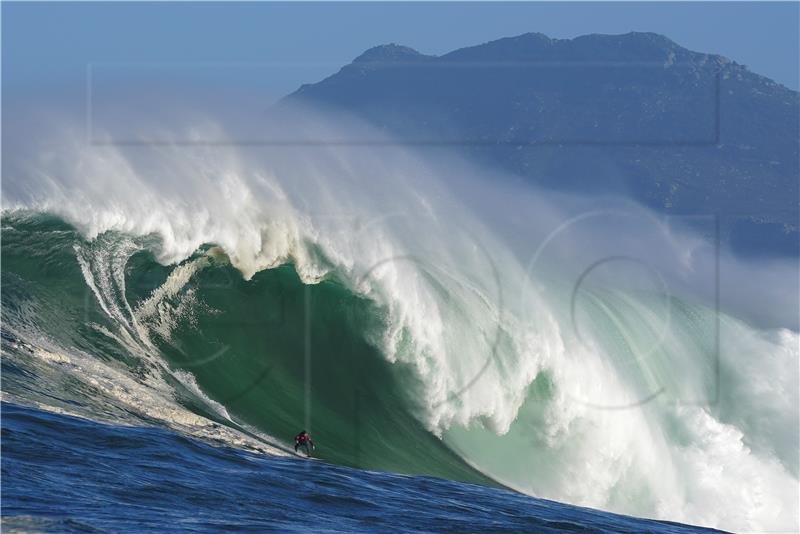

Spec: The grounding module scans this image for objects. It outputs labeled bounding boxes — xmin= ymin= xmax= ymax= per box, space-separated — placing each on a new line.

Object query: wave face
xmin=1 ymin=114 xmax=798 ymax=532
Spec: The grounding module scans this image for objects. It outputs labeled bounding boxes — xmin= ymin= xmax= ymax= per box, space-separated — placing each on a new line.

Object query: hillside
xmin=284 ymin=32 xmax=799 ymax=255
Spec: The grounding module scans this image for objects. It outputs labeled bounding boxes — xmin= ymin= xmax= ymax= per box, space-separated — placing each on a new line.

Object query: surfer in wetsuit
xmin=294 ymin=430 xmax=315 ymax=457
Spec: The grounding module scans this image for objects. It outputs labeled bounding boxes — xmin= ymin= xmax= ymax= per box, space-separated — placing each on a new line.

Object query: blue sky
xmin=3 ymin=1 xmax=798 ymax=104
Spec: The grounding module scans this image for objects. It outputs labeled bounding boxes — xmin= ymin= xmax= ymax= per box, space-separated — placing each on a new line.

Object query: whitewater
xmin=1 ymin=108 xmax=797 ymax=532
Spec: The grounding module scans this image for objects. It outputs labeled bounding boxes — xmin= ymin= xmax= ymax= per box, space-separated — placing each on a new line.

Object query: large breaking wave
xmin=2 ymin=109 xmax=797 ymax=532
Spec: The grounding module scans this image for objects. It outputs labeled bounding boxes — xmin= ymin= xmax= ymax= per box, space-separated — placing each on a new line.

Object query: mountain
xmin=283 ymin=32 xmax=799 ymax=256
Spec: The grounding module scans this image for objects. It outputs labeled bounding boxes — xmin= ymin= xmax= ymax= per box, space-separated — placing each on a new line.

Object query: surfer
xmin=294 ymin=430 xmax=315 ymax=457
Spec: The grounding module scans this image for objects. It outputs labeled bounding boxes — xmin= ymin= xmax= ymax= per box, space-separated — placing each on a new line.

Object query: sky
xmin=3 ymin=1 xmax=799 ymax=107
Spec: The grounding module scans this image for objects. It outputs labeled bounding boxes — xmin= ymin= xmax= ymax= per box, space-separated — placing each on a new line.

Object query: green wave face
xmin=153 ymin=262 xmax=489 ymax=481
xmin=1 ymin=212 xmax=494 ymax=486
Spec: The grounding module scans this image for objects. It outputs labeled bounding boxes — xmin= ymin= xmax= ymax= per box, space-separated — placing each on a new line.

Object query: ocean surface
xmin=2 ymin=402 xmax=727 ymax=533
xmin=1 ymin=116 xmax=797 ymax=532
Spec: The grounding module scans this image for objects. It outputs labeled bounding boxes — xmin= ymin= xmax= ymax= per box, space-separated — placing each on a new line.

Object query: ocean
xmin=2 ymin=402 xmax=727 ymax=533
xmin=1 ymin=113 xmax=797 ymax=532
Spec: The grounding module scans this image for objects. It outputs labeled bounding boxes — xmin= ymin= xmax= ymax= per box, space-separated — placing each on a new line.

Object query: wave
xmin=1 ymin=110 xmax=798 ymax=532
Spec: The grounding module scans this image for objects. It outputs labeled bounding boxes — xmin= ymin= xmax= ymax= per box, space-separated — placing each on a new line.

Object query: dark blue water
xmin=1 ymin=403 xmax=726 ymax=533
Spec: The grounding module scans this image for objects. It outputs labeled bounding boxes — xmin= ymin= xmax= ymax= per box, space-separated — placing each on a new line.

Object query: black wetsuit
xmin=294 ymin=432 xmax=314 ymax=456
